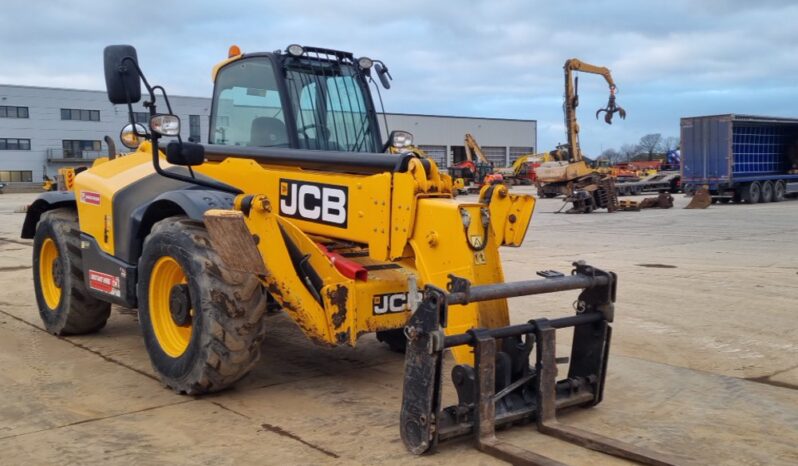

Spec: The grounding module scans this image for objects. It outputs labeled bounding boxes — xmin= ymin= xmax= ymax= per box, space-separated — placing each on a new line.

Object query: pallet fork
xmin=401 ymin=262 xmax=679 ymax=465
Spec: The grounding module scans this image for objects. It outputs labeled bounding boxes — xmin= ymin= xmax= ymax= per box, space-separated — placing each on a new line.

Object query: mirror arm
xmin=116 ymin=55 xmax=239 ymax=194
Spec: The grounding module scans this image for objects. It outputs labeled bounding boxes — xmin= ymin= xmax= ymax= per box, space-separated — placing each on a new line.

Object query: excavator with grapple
xmin=22 ymin=44 xmax=673 ymax=465
xmin=536 ymin=58 xmax=626 ymax=213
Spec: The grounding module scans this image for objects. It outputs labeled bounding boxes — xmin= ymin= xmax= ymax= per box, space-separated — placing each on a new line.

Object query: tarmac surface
xmin=0 ymin=189 xmax=796 ymax=465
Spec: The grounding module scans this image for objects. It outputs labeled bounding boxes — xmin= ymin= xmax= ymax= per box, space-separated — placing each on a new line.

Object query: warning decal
xmin=88 ymin=270 xmax=121 ymax=297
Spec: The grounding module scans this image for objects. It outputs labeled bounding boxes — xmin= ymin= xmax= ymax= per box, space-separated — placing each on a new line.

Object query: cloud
xmin=1 ymin=0 xmax=797 ymax=154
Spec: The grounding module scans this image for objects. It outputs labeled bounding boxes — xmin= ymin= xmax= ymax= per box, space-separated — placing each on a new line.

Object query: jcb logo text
xmin=279 ymin=179 xmax=348 ymax=227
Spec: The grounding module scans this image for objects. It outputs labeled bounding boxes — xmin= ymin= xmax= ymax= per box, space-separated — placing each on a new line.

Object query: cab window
xmin=211 ymin=58 xmax=288 ymax=147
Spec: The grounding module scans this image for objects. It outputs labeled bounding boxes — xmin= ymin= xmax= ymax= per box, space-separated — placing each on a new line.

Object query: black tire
xmin=669 ymin=178 xmax=681 ymax=194
xmin=760 ymin=181 xmax=774 ymax=203
xmin=773 ymin=180 xmax=786 ymax=202
xmin=137 ymin=217 xmax=268 ymax=394
xmin=32 ymin=208 xmax=111 ymax=335
xmin=732 ymin=190 xmax=742 ymax=204
xmin=376 ymin=328 xmax=407 ymax=353
xmin=740 ymin=182 xmax=761 ymax=204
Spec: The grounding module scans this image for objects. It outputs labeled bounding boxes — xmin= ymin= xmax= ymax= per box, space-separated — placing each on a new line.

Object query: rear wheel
xmin=760 ymin=181 xmax=774 ymax=203
xmin=32 ymin=208 xmax=111 ymax=335
xmin=740 ymin=182 xmax=761 ymax=204
xmin=773 ymin=180 xmax=786 ymax=202
xmin=138 ymin=217 xmax=268 ymax=394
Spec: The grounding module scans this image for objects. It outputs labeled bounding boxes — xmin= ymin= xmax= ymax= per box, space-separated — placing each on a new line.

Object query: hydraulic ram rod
xmin=447 ymin=274 xmax=610 ymax=305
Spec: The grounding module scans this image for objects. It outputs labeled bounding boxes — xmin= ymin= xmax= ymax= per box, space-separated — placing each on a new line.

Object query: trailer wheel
xmin=138 ymin=217 xmax=268 ymax=394
xmin=740 ymin=181 xmax=761 ymax=204
xmin=773 ymin=180 xmax=786 ymax=202
xmin=760 ymin=181 xmax=774 ymax=203
xmin=32 ymin=208 xmax=111 ymax=335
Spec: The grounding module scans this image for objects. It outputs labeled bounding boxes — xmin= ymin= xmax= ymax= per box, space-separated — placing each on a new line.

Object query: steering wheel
xmin=299 ymin=124 xmax=329 ymax=140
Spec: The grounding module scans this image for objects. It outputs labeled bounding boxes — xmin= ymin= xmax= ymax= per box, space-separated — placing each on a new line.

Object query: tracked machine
xmin=536 ymin=59 xmax=626 ymax=213
xmin=22 ymin=45 xmax=673 ymax=465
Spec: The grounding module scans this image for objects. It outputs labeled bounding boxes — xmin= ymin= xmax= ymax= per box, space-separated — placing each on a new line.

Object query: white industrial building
xmin=0 ymin=84 xmax=536 ymax=184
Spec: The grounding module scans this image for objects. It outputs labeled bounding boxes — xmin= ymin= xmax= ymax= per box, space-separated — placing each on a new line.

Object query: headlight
xmin=390 ymin=130 xmax=414 ymax=149
xmin=358 ymin=57 xmax=373 ymax=70
xmin=150 ymin=114 xmax=181 ymax=137
xmin=286 ymin=44 xmax=304 ymax=57
xmin=120 ymin=123 xmax=148 ymax=149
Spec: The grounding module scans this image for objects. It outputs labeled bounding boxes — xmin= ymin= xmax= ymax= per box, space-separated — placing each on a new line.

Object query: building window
xmin=0 ymin=106 xmax=29 ymax=118
xmin=133 ymin=111 xmax=149 ymax=124
xmin=0 ymin=170 xmax=33 ymax=182
xmin=62 ymin=140 xmax=101 ymax=158
xmin=0 ymin=138 xmax=31 ymax=150
xmin=61 ymin=108 xmax=100 ymax=122
xmin=189 ymin=115 xmax=201 ymax=142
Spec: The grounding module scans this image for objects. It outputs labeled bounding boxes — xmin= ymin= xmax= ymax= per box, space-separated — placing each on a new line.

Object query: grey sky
xmin=2 ymin=0 xmax=797 ymax=155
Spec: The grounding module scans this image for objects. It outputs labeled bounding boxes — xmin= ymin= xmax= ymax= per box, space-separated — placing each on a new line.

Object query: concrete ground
xmin=0 ymin=190 xmax=796 ymax=465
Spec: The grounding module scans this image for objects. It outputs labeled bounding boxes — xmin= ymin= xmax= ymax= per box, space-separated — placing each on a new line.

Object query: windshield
xmin=210 ymin=55 xmax=379 ymax=153
xmin=285 ymin=60 xmax=378 ymax=152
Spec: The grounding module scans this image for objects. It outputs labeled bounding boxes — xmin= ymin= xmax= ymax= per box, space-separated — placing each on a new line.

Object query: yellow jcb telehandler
xmin=21 ymin=44 xmax=673 ymax=465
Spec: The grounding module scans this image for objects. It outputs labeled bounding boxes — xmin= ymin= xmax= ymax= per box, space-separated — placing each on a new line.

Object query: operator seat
xmin=250 ymin=117 xmax=288 ymax=147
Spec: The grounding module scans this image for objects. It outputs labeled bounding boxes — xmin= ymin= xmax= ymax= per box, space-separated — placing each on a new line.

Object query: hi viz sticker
xmin=88 ymin=270 xmax=121 ymax=297
xmin=80 ymin=191 xmax=101 ymax=206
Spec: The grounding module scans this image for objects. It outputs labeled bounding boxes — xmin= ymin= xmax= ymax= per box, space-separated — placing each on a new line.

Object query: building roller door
xmin=482 ymin=146 xmax=508 ymax=167
xmin=419 ymin=145 xmax=447 ymax=167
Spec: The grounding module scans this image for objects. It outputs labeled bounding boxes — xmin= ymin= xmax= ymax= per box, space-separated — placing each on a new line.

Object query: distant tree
xmin=619 ymin=143 xmax=639 ymax=162
xmin=599 ymin=148 xmax=622 ymax=164
xmin=638 ymin=133 xmax=663 ymax=161
xmin=662 ymin=136 xmax=680 ymax=152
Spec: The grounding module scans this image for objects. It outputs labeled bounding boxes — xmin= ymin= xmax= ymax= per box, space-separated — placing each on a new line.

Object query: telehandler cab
xmin=21 ymin=44 xmax=674 ymax=465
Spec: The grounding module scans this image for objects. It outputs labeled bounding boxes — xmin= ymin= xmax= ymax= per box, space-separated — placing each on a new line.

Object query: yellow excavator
xmin=536 ymin=59 xmax=626 ymax=212
xmin=494 ymin=151 xmax=552 ymax=185
xmin=448 ymin=133 xmax=495 ymax=193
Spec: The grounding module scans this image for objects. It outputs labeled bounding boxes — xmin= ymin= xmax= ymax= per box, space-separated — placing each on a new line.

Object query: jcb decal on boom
xmin=373 ymin=290 xmax=422 ymax=315
xmin=279 ymin=179 xmax=348 ymax=227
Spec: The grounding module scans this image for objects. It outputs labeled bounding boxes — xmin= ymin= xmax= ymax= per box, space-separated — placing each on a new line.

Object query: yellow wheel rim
xmin=149 ymin=256 xmax=193 ymax=357
xmin=39 ymin=238 xmax=62 ymax=310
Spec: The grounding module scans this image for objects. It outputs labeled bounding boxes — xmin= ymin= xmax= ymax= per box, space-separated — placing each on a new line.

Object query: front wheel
xmin=33 ymin=208 xmax=111 ymax=335
xmin=377 ymin=328 xmax=407 ymax=353
xmin=138 ymin=217 xmax=268 ymax=394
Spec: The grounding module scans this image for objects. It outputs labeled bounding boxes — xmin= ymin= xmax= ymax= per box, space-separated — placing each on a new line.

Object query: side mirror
xmin=166 ymin=141 xmax=205 ymax=166
xmin=103 ymin=45 xmax=141 ymax=104
xmin=375 ymin=63 xmax=391 ymax=90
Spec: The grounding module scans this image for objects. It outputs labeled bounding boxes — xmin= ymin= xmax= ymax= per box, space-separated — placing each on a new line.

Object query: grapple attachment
xmin=596 ymin=86 xmax=627 ymax=125
xmin=400 ymin=262 xmax=678 ymax=465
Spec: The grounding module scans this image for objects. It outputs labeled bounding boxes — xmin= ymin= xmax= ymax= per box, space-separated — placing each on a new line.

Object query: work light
xmin=286 ymin=44 xmax=304 ymax=57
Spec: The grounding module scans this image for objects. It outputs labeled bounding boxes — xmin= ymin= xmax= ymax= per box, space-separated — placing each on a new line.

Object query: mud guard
xmin=21 ymin=191 xmax=77 ymax=239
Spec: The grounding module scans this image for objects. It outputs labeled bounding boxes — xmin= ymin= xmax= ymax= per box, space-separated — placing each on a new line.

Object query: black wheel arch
xmin=21 ymin=192 xmax=77 ymax=239
xmin=122 ymin=189 xmax=235 ymax=263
